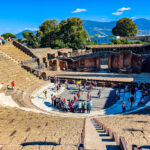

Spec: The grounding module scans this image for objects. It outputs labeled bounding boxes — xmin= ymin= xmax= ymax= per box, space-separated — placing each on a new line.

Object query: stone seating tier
xmin=0 ymin=52 xmax=44 ymax=106
xmin=0 ymin=44 xmax=33 ymax=63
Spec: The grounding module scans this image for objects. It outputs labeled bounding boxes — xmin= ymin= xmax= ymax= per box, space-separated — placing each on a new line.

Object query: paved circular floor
xmin=59 ymin=84 xmax=117 ymax=111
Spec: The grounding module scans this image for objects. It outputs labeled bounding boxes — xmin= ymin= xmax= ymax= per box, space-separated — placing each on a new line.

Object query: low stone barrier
xmin=50 ymin=77 xmax=137 ymax=88
xmin=93 ymin=119 xmax=140 ymax=150
xmin=13 ymin=41 xmax=37 ymax=58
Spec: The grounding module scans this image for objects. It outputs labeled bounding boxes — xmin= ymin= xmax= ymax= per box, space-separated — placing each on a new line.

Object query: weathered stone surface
xmin=132 ymin=54 xmax=143 ymax=73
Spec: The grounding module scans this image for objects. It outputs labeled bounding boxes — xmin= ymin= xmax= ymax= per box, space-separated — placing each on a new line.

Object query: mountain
xmin=83 ymin=18 xmax=150 ymax=36
xmin=15 ymin=18 xmax=150 ymax=39
xmin=15 ymin=30 xmax=37 ymax=39
xmin=83 ymin=20 xmax=116 ymax=36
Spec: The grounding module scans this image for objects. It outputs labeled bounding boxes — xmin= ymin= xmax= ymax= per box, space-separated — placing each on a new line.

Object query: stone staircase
xmin=84 ymin=118 xmax=120 ymax=150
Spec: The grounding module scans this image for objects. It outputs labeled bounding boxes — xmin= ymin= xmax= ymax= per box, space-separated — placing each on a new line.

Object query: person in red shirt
xmin=74 ymin=96 xmax=77 ymax=101
xmin=87 ymin=92 xmax=90 ymax=101
xmin=11 ymin=81 xmax=15 ymax=90
xmin=77 ymin=91 xmax=80 ymax=100
xmin=57 ymin=85 xmax=59 ymax=92
xmin=89 ymin=84 xmax=93 ymax=91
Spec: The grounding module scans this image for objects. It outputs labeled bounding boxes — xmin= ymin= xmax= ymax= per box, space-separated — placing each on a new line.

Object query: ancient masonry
xmin=13 ymin=41 xmax=150 ymax=75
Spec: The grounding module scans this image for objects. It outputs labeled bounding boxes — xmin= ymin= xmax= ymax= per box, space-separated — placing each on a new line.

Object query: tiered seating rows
xmin=0 ymin=107 xmax=83 ymax=150
xmin=0 ymin=44 xmax=32 ymax=63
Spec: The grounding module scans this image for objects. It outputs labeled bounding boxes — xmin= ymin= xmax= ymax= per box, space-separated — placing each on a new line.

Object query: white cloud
xmin=131 ymin=16 xmax=136 ymax=20
xmin=112 ymin=12 xmax=123 ymax=16
xmin=23 ymin=28 xmax=38 ymax=31
xmin=118 ymin=7 xmax=131 ymax=12
xmin=72 ymin=8 xmax=87 ymax=13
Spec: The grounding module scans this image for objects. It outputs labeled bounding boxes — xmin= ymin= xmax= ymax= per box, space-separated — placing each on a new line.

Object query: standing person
xmin=81 ymin=101 xmax=85 ymax=113
xmin=57 ymin=84 xmax=59 ymax=92
xmin=2 ymin=39 xmax=5 ymax=45
xmin=130 ymin=95 xmax=135 ymax=110
xmin=11 ymin=81 xmax=15 ymax=90
xmin=89 ymin=84 xmax=93 ymax=91
xmin=116 ymin=89 xmax=119 ymax=100
xmin=78 ymin=101 xmax=82 ymax=113
xmin=74 ymin=96 xmax=77 ymax=101
xmin=77 ymin=91 xmax=80 ymax=100
xmin=87 ymin=92 xmax=90 ymax=101
xmin=51 ymin=94 xmax=54 ymax=105
xmin=44 ymin=90 xmax=47 ymax=99
xmin=122 ymin=102 xmax=126 ymax=112
xmin=87 ymin=100 xmax=91 ymax=114
xmin=97 ymin=89 xmax=101 ymax=98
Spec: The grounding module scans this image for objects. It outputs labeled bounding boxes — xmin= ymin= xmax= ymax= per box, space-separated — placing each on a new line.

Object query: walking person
xmin=97 ymin=89 xmax=101 ymax=98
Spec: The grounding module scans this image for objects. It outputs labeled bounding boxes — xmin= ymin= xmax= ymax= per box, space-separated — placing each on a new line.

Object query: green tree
xmin=112 ymin=18 xmax=138 ymax=37
xmin=1 ymin=33 xmax=17 ymax=39
xmin=23 ymin=32 xmax=30 ymax=39
xmin=39 ymin=20 xmax=61 ymax=48
xmin=26 ymin=33 xmax=39 ymax=48
xmin=60 ymin=17 xmax=88 ymax=50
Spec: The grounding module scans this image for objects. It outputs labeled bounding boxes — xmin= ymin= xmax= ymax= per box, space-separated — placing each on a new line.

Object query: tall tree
xmin=112 ymin=18 xmax=138 ymax=37
xmin=24 ymin=32 xmax=39 ymax=48
xmin=1 ymin=33 xmax=17 ymax=39
xmin=60 ymin=17 xmax=88 ymax=49
xmin=39 ymin=20 xmax=61 ymax=48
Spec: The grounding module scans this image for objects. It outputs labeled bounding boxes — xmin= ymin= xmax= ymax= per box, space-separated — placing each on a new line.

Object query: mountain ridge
xmin=15 ymin=18 xmax=150 ymax=39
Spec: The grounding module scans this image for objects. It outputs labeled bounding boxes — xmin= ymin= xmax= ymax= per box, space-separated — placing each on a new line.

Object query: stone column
xmin=96 ymin=57 xmax=101 ymax=71
xmin=108 ymin=55 xmax=112 ymax=71
xmin=118 ymin=52 xmax=124 ymax=69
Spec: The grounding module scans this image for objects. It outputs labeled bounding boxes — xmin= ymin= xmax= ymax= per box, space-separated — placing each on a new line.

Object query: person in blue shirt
xmin=87 ymin=101 xmax=91 ymax=114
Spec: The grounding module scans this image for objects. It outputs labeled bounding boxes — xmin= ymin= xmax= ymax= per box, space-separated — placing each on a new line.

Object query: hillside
xmin=15 ymin=18 xmax=150 ymax=39
xmin=15 ymin=30 xmax=37 ymax=39
xmin=83 ymin=18 xmax=150 ymax=36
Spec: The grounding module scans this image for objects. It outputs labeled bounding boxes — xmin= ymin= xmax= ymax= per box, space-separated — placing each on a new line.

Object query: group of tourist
xmin=48 ymin=78 xmax=94 ymax=113
xmin=45 ymin=78 xmax=99 ymax=113
xmin=120 ymin=82 xmax=149 ymax=112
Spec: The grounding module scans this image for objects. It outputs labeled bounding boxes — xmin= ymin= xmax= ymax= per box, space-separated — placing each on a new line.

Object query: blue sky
xmin=0 ymin=0 xmax=149 ymax=35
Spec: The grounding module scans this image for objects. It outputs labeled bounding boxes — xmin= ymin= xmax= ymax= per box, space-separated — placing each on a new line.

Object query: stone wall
xmin=13 ymin=41 xmax=37 ymax=58
xmin=72 ymin=57 xmax=101 ymax=72
xmin=109 ymin=51 xmax=143 ymax=73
